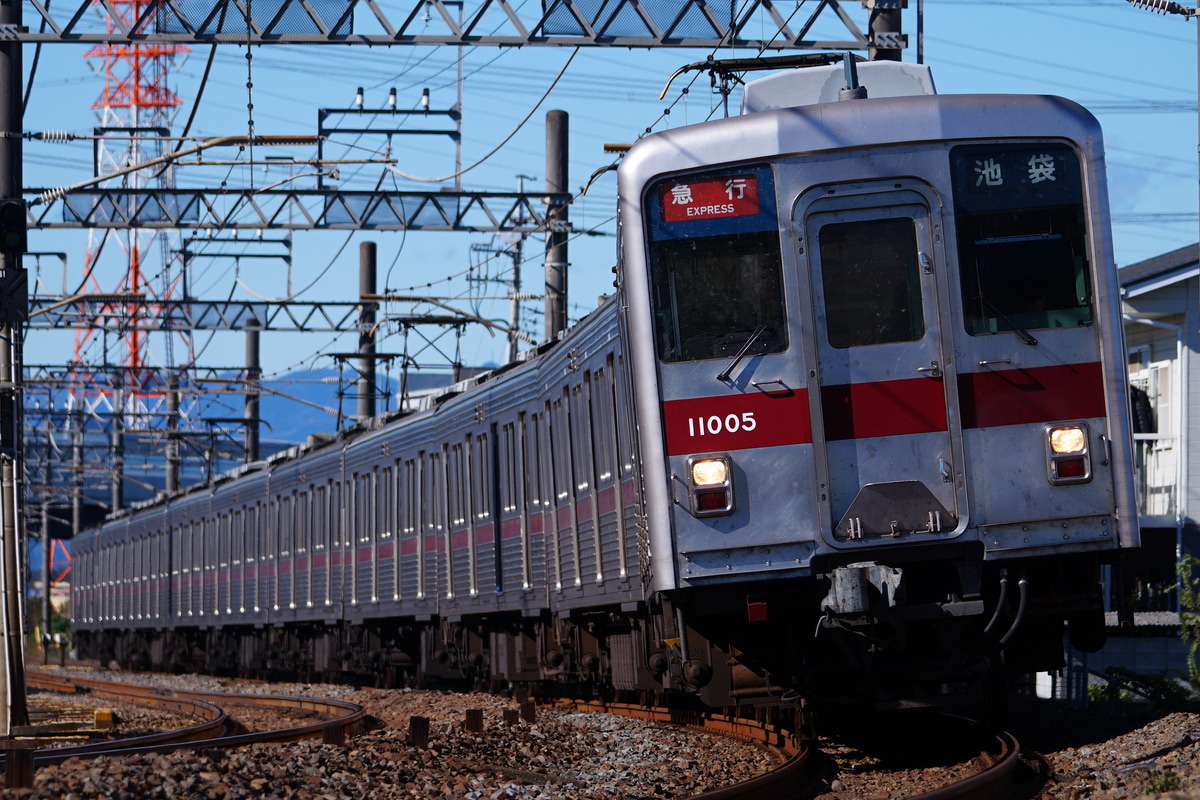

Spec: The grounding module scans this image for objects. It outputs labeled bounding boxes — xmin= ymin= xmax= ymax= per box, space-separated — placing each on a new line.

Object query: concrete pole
xmin=40 ymin=424 xmax=50 ymax=665
xmin=71 ymin=408 xmax=81 ymax=543
xmin=358 ymin=242 xmax=377 ymax=424
xmin=0 ymin=0 xmax=26 ymax=733
xmin=111 ymin=382 xmax=123 ymax=511
xmin=245 ymin=322 xmax=261 ymax=462
xmin=166 ymin=374 xmax=179 ymax=494
xmin=508 ymin=239 xmax=523 ymax=362
xmin=544 ymin=111 xmax=569 ymax=340
xmin=40 ymin=502 xmax=48 ymax=665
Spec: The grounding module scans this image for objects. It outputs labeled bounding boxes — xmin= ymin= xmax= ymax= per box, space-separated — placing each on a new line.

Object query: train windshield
xmin=644 ymin=167 xmax=787 ymax=363
xmin=950 ymin=143 xmax=1094 ymax=337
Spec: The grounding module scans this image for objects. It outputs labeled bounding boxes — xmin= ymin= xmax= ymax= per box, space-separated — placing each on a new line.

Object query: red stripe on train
xmin=958 ymin=362 xmax=1106 ymax=428
xmin=662 ymin=390 xmax=811 ymax=456
xmin=821 ymin=377 xmax=948 ymax=441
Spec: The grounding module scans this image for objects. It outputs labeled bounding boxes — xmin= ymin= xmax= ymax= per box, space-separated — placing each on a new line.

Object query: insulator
xmin=36 ymin=187 xmax=67 ymax=205
xmin=33 ymin=130 xmax=77 ymax=142
xmin=1126 ymin=0 xmax=1192 ymax=14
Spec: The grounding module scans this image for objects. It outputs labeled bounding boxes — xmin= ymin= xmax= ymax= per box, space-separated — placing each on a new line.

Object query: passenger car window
xmin=645 ymin=167 xmax=787 ymax=364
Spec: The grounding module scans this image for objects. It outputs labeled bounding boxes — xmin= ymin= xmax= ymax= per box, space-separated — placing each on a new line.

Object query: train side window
xmin=551 ymin=394 xmax=572 ymax=504
xmin=402 ymin=459 xmax=417 ymax=536
xmin=818 ymin=217 xmax=924 ymax=348
xmin=380 ymin=466 xmax=393 ymax=539
xmin=950 ymin=143 xmax=1094 ymax=336
xmin=571 ymin=382 xmax=593 ymax=496
xmin=449 ymin=442 xmax=467 ymax=527
xmin=645 ymin=167 xmax=786 ymax=363
xmin=526 ymin=413 xmax=545 ymax=512
xmin=499 ymin=423 xmax=516 ymax=514
xmin=472 ymin=433 xmax=491 ymax=521
xmin=591 ymin=366 xmax=615 ymax=488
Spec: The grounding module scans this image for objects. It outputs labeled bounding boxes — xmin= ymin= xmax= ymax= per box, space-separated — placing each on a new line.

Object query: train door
xmin=797 ymin=187 xmax=966 ymax=545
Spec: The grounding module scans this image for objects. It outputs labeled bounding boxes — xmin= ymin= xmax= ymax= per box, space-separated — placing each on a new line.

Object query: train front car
xmin=617 ymin=61 xmax=1139 ymax=710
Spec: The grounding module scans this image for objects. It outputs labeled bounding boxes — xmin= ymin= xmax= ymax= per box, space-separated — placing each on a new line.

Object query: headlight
xmin=1049 ymin=426 xmax=1087 ymax=455
xmin=1045 ymin=422 xmax=1092 ymax=485
xmin=685 ymin=455 xmax=734 ymax=517
xmin=691 ymin=458 xmax=729 ymax=487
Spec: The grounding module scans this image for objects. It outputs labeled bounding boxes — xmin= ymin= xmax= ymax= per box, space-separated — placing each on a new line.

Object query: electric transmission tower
xmin=67 ymin=0 xmax=194 ymax=500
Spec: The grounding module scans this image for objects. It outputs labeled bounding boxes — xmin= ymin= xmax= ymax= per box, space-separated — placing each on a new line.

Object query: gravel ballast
xmin=4 ymin=672 xmax=781 ymax=800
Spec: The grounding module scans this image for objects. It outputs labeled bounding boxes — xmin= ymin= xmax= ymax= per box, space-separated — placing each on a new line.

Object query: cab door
xmin=798 ymin=187 xmax=967 ymax=546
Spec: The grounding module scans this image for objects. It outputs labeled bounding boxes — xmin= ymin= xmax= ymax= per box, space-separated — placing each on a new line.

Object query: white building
xmin=1120 ymin=243 xmax=1199 ymax=612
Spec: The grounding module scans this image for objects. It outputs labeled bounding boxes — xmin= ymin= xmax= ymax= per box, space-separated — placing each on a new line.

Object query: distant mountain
xmin=258 ymin=367 xmax=462 ymax=443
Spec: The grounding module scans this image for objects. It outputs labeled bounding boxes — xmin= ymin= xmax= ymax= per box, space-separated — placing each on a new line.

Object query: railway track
xmin=11 ymin=671 xmax=1034 ymax=800
xmin=12 ymin=671 xmax=366 ymax=774
xmin=576 ymin=703 xmax=1029 ymax=800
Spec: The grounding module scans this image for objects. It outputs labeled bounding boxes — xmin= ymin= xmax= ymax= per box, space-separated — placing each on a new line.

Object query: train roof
xmin=740 ymin=60 xmax=936 ymax=113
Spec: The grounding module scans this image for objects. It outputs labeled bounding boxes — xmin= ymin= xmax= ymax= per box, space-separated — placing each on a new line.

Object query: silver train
xmin=71 ymin=60 xmax=1140 ymax=710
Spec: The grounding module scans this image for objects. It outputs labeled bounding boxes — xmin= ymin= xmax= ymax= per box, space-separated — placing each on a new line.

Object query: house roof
xmin=1120 ymin=242 xmax=1198 ymax=296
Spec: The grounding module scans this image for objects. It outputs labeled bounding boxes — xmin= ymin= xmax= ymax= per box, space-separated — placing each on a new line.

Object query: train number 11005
xmin=687 ymin=412 xmax=758 ymax=437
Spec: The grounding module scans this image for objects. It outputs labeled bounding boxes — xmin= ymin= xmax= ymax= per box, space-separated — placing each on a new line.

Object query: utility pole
xmin=245 ymin=321 xmax=261 ymax=463
xmin=111 ymin=380 xmax=123 ymax=511
xmin=867 ymin=0 xmax=905 ymax=61
xmin=359 ymin=242 xmax=378 ymax=424
xmin=544 ymin=111 xmax=569 ymax=339
xmin=166 ymin=374 xmax=179 ymax=493
xmin=0 ymin=0 xmax=28 ymax=734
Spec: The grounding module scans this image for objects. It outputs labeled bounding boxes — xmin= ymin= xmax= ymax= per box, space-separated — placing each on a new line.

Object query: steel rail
xmin=19 ymin=671 xmax=366 ymax=767
xmin=23 ymin=670 xmax=229 ymax=755
xmin=575 ymin=701 xmax=1024 ymax=800
xmin=908 ymin=730 xmax=1022 ymax=800
xmin=21 ymin=674 xmax=1019 ymax=800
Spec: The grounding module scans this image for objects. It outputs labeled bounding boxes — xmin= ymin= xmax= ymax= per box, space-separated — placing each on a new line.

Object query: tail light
xmin=687 ymin=455 xmax=734 ymax=517
xmin=1045 ymin=422 xmax=1092 ymax=485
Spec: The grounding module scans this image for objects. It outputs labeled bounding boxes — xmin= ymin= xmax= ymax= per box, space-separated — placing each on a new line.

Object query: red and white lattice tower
xmin=72 ymin=0 xmax=193 ymax=423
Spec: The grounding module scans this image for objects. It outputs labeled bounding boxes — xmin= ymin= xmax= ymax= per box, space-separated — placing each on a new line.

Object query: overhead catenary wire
xmin=386 ymin=48 xmax=579 ymax=183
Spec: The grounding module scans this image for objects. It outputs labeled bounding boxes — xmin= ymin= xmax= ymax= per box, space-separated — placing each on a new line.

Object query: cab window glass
xmin=951 ymin=144 xmax=1094 ymax=336
xmin=645 ymin=167 xmax=787 ymax=364
xmin=818 ymin=217 xmax=923 ymax=348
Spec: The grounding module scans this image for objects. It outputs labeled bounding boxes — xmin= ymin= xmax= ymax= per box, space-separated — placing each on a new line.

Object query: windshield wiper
xmin=979 ymin=297 xmax=1038 ymax=346
xmin=717 ymin=326 xmax=768 ymax=382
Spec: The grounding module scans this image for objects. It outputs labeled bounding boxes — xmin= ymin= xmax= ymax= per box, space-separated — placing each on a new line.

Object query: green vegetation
xmin=1180 ymin=555 xmax=1200 ymax=687
xmin=1142 ymin=769 xmax=1181 ymax=795
xmin=25 ymin=599 xmax=70 ymax=653
xmin=1086 ymin=682 xmax=1130 ymax=704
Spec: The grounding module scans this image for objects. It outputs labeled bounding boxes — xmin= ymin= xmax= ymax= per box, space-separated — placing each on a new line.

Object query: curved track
xmin=17 ymin=673 xmax=1027 ymax=800
xmin=907 ymin=730 xmax=1023 ymax=800
xmin=573 ymin=703 xmax=1026 ymax=800
xmin=20 ymin=671 xmax=366 ymax=767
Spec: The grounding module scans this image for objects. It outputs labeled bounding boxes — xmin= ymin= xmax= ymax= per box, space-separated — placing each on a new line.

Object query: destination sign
xmin=950 ymin=143 xmax=1081 ymax=213
xmin=660 ymin=174 xmax=759 ymax=223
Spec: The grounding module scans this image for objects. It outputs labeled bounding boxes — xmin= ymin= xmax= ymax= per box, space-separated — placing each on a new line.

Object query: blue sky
xmin=18 ymin=0 xmax=1199 ymax=389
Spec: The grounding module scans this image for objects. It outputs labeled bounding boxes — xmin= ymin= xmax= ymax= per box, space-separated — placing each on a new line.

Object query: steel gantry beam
xmin=26 ymin=294 xmax=478 ymax=332
xmin=27 ymin=188 xmax=572 ymax=232
xmin=22 ymin=0 xmax=871 ymax=50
